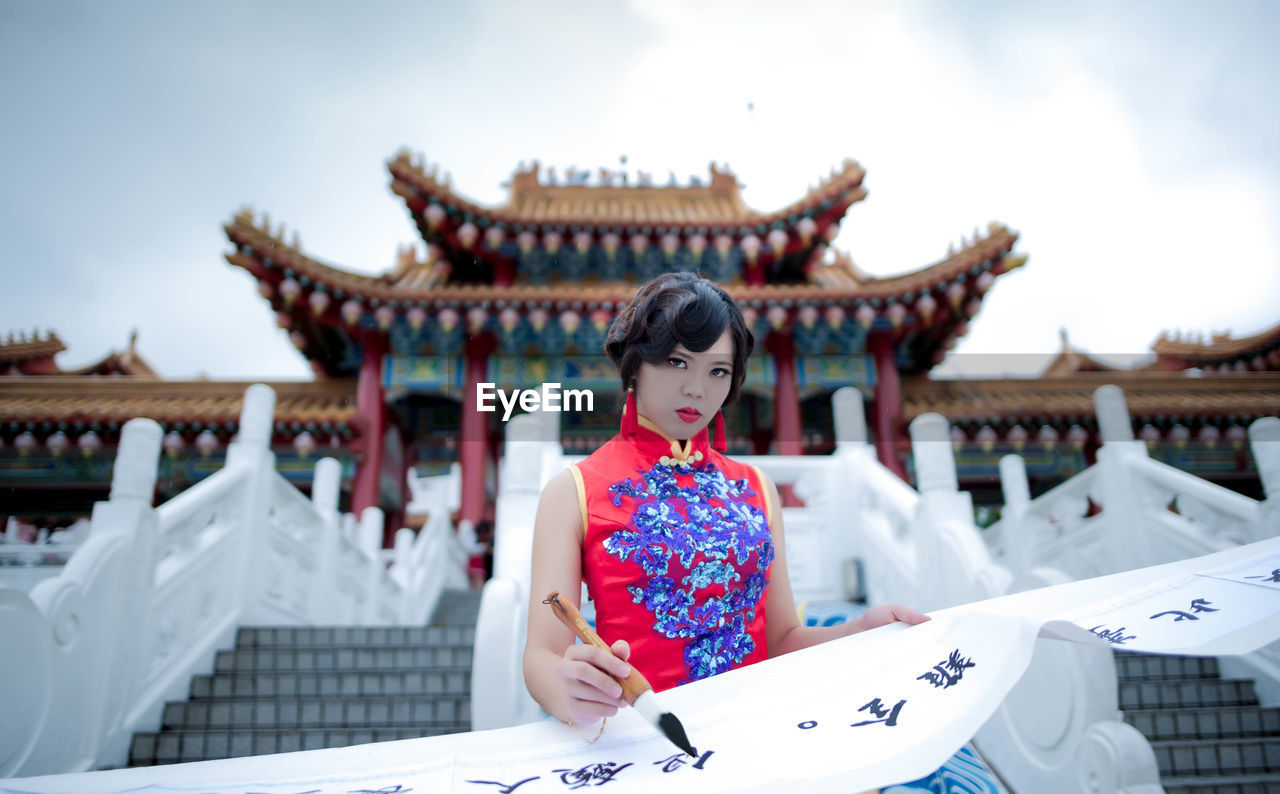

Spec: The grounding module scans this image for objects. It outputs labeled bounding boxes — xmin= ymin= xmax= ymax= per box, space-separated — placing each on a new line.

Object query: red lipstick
xmin=676 ymin=408 xmax=701 ymax=423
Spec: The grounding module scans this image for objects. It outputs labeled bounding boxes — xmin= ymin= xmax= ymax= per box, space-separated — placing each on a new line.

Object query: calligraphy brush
xmin=544 ymin=591 xmax=698 ymax=757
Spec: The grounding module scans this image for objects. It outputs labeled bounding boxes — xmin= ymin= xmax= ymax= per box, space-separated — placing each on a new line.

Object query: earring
xmin=712 ymin=411 xmax=727 ymax=452
xmin=621 ymin=387 xmax=638 ymax=438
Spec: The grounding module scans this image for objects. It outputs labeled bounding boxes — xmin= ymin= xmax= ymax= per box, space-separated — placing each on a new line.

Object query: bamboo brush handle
xmin=545 ymin=591 xmax=653 ymax=705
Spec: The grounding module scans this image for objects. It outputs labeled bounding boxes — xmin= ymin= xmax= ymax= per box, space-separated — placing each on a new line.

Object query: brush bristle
xmin=658 ymin=712 xmax=698 ymax=757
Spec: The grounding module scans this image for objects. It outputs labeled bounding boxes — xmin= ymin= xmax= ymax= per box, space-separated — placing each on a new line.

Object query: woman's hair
xmin=605 ymin=273 xmax=755 ymax=407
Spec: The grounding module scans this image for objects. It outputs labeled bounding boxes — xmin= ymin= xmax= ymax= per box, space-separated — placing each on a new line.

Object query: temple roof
xmin=0 ymin=379 xmax=358 ymax=437
xmin=227 ymin=153 xmax=1025 ymax=377
xmin=391 ymin=154 xmax=867 ymax=228
xmin=1039 ymin=329 xmax=1125 ymax=377
xmin=1152 ymin=318 xmax=1280 ymax=371
xmin=2 ymin=330 xmax=159 ymax=378
xmin=903 ymin=372 xmax=1280 ymax=425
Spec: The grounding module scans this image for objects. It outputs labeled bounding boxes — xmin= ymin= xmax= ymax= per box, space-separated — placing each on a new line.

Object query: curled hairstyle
xmin=605 ymin=273 xmax=755 ymax=408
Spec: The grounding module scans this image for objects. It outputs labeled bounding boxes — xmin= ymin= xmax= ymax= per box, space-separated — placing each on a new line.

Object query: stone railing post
xmin=1091 ymin=385 xmax=1151 ymax=570
xmin=832 ymin=386 xmax=868 ymax=448
xmin=909 ymin=413 xmax=968 ymax=610
xmin=999 ymin=454 xmax=1033 ymax=576
xmin=226 ymin=384 xmax=277 ymax=618
xmin=359 ymin=506 xmax=385 ymax=624
xmin=311 ymin=457 xmax=342 ymax=622
xmin=1250 ymin=417 xmax=1280 ymax=541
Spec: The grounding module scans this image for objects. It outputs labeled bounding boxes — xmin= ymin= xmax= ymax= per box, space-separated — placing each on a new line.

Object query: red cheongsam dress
xmin=570 ymin=415 xmax=775 ymax=693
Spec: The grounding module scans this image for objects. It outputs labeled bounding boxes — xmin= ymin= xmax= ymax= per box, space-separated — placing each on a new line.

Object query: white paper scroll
xmin=6 ymin=537 xmax=1280 ymax=794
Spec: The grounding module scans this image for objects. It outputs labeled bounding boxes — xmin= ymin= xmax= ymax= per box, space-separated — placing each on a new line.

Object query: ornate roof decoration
xmin=1153 ymin=318 xmax=1280 ymax=372
xmin=1 ymin=330 xmax=66 ymax=374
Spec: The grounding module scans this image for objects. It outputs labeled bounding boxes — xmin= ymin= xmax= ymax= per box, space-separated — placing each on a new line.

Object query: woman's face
xmin=634 ymin=329 xmax=735 ymax=441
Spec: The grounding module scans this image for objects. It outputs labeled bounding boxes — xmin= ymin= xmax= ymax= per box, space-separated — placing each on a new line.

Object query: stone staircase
xmin=127 ymin=589 xmax=481 ymax=766
xmin=1118 ymin=652 xmax=1280 ymax=793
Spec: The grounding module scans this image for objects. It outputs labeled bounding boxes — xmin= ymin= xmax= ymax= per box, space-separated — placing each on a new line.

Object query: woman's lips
xmin=676 ymin=408 xmax=702 ymax=423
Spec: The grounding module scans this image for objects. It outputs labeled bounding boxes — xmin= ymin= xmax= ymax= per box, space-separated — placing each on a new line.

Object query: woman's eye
xmin=667 ymin=357 xmax=687 ymax=368
xmin=712 ymin=368 xmax=731 ymax=378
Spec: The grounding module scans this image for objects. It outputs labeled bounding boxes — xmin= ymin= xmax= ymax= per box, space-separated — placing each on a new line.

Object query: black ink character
xmin=1150 ymin=597 xmax=1219 ymax=622
xmin=1089 ymin=625 xmax=1136 ymax=645
xmin=552 ymin=762 xmax=633 ymax=789
xmin=653 ymin=750 xmax=714 ymax=773
xmin=917 ymin=649 xmax=976 ymax=689
xmin=1245 ymin=569 xmax=1280 ymax=583
xmin=851 ymin=697 xmax=906 ymax=727
xmin=465 ymin=778 xmax=540 ymax=793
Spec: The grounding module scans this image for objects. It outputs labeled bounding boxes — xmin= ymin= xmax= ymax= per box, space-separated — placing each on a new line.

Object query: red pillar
xmin=770 ymin=335 xmax=803 ymax=456
xmin=870 ymin=333 xmax=908 ymax=479
xmin=459 ymin=337 xmax=493 ymax=526
xmin=352 ymin=334 xmax=388 ymax=519
xmin=769 ymin=334 xmax=805 ymax=507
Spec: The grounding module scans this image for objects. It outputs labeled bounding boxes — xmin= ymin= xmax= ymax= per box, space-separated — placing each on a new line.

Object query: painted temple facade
xmin=3 ymin=153 xmax=1278 ymax=537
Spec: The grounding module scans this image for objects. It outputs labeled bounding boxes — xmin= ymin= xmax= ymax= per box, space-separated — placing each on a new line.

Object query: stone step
xmin=234 ymin=625 xmax=474 ymax=648
xmin=213 ymin=645 xmax=472 ymax=673
xmin=1152 ymin=736 xmax=1280 ymax=779
xmin=430 ymin=590 xmax=484 ymax=625
xmin=1116 ymin=652 xmax=1221 ymax=682
xmin=1161 ymin=772 xmax=1280 ymax=793
xmin=190 ymin=669 xmax=470 ymax=699
xmin=1119 ymin=678 xmax=1260 ymax=710
xmin=161 ymin=696 xmax=469 ymax=730
xmin=1125 ymin=705 xmax=1280 ymax=742
xmin=129 ymin=727 xmax=463 ymax=766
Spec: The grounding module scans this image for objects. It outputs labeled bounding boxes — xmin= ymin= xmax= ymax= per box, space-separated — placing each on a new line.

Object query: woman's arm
xmin=522 ymin=468 xmax=634 ymax=724
xmin=759 ymin=471 xmax=929 ymax=657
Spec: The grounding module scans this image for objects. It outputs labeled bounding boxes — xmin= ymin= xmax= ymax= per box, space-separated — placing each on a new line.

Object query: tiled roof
xmin=1152 ymin=319 xmax=1280 ymax=367
xmin=389 ymin=153 xmax=868 ymax=228
xmin=902 ymin=372 xmax=1280 ymax=423
xmin=0 ymin=379 xmax=358 ymax=428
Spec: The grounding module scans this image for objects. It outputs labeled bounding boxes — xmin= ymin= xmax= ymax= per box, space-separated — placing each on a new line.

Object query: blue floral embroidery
xmin=604 ymin=459 xmax=771 ymax=683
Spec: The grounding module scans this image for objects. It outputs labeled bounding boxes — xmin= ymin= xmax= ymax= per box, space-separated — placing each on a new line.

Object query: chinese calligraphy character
xmin=1089 ymin=625 xmax=1137 ymax=645
xmin=1150 ymin=597 xmax=1219 ymax=622
xmin=851 ymin=697 xmax=906 ymax=727
xmin=1245 ymin=569 xmax=1280 ymax=583
xmin=465 ymin=778 xmax=540 ymax=793
xmin=917 ymin=649 xmax=976 ymax=689
xmin=552 ymin=762 xmax=633 ymax=789
xmin=652 ymin=750 xmax=714 ymax=773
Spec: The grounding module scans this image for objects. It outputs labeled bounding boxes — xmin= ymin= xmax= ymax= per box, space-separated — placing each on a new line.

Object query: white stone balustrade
xmin=0 ymin=385 xmax=466 ymax=778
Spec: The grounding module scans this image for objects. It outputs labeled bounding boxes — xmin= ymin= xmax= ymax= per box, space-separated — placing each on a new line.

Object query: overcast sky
xmin=3 ymin=0 xmax=1278 ymax=380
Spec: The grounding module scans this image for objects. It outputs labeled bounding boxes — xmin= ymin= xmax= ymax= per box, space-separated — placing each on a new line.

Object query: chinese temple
xmin=3 ymin=152 xmax=1278 ymax=538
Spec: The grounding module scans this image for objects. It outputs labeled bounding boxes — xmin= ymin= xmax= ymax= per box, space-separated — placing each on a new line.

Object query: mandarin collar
xmin=623 ymin=411 xmax=713 ymax=466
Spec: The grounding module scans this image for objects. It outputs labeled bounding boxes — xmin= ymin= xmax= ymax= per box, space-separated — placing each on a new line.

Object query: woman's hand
xmin=849 ymin=603 xmax=931 ymax=635
xmin=556 ymin=639 xmax=633 ymax=725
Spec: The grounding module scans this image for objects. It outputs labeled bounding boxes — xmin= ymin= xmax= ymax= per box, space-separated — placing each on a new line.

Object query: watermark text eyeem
xmin=475 ymin=383 xmax=595 ymax=421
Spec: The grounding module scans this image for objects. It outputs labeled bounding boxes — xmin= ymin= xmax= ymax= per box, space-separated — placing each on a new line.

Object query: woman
xmin=523 ymin=272 xmax=929 ymax=732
